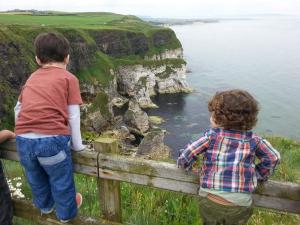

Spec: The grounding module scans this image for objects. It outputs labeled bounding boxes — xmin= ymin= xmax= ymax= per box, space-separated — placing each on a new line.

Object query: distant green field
xmin=0 ymin=12 xmax=158 ymax=33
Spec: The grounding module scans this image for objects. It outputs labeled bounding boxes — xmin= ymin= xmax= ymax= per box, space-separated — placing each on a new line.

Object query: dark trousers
xmin=199 ymin=197 xmax=253 ymax=225
xmin=0 ymin=160 xmax=13 ymax=225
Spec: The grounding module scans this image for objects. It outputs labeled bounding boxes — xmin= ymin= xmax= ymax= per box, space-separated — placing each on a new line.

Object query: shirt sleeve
xmin=177 ymin=131 xmax=211 ymax=170
xmin=255 ymin=138 xmax=281 ymax=181
xmin=68 ymin=76 xmax=83 ymax=105
xmin=14 ymin=101 xmax=22 ymax=124
xmin=68 ymin=105 xmax=85 ymax=151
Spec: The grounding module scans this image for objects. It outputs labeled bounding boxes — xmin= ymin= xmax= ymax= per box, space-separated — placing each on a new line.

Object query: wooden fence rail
xmin=1 ymin=138 xmax=300 ymax=225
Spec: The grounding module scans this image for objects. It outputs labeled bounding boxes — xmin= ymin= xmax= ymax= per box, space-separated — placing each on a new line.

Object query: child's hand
xmin=177 ymin=149 xmax=185 ymax=168
xmin=0 ymin=130 xmax=16 ymax=143
xmin=8 ymin=130 xmax=16 ymax=139
xmin=71 ymin=144 xmax=87 ymax=152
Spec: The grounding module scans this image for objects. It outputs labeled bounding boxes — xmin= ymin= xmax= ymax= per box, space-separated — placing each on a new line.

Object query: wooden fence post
xmin=94 ymin=137 xmax=122 ymax=223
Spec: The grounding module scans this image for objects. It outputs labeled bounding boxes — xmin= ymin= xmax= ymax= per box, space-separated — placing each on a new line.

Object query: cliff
xmin=0 ymin=12 xmax=190 ymax=142
xmin=116 ymin=60 xmax=190 ymax=108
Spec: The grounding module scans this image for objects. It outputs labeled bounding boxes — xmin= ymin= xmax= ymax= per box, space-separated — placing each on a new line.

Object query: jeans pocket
xmin=37 ymin=151 xmax=67 ymax=166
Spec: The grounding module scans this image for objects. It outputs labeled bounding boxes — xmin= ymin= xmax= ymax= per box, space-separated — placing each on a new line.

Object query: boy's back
xmin=15 ymin=67 xmax=81 ymax=135
xmin=184 ymin=127 xmax=280 ymax=193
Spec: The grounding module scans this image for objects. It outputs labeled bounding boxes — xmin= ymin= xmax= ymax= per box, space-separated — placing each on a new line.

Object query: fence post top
xmin=94 ymin=137 xmax=119 ymax=154
xmin=94 ymin=137 xmax=118 ymax=144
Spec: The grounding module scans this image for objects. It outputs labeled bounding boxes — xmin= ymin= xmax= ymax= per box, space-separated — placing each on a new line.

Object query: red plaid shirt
xmin=177 ymin=128 xmax=280 ymax=193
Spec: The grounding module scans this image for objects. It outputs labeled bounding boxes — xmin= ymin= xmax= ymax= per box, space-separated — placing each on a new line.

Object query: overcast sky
xmin=1 ymin=0 xmax=300 ymax=18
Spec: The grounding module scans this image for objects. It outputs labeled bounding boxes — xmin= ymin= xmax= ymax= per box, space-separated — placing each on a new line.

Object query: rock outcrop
xmin=116 ymin=59 xmax=191 ymax=108
xmin=82 ymin=109 xmax=110 ymax=132
xmin=144 ymin=48 xmax=183 ymax=61
xmin=136 ymin=128 xmax=171 ymax=160
xmin=124 ymin=101 xmax=150 ymax=133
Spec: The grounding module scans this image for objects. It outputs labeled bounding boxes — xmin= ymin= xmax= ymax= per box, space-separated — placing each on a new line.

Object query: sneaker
xmin=76 ymin=192 xmax=83 ymax=209
xmin=60 ymin=219 xmax=70 ymax=223
xmin=59 ymin=193 xmax=82 ymax=223
xmin=41 ymin=206 xmax=55 ymax=215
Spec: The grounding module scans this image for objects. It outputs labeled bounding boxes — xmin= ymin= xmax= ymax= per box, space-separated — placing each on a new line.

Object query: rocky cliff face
xmin=116 ymin=51 xmax=191 ymax=108
xmin=0 ymin=21 xmax=190 ymax=140
xmin=89 ymin=29 xmax=149 ymax=57
xmin=144 ymin=48 xmax=183 ymax=61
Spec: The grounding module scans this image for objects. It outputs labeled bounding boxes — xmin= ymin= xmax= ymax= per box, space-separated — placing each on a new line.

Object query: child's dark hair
xmin=34 ymin=32 xmax=69 ymax=64
xmin=208 ymin=89 xmax=259 ymax=131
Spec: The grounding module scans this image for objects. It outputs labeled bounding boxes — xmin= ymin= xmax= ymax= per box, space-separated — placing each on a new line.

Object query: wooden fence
xmin=0 ymin=138 xmax=299 ymax=225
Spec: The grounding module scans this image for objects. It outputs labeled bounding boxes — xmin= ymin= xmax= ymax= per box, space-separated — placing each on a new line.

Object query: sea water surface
xmin=147 ymin=17 xmax=300 ymax=157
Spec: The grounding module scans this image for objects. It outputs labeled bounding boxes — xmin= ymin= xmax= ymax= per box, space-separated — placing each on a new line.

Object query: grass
xmin=1 ymin=136 xmax=300 ymax=225
xmin=91 ymin=92 xmax=110 ymax=118
xmin=266 ymin=137 xmax=300 ymax=183
xmin=0 ymin=82 xmax=17 ymax=130
xmin=77 ymin=51 xmax=114 ymax=86
xmin=0 ymin=13 xmax=132 ymax=28
xmin=114 ymin=57 xmax=186 ymax=68
xmin=0 ymin=12 xmax=161 ymax=34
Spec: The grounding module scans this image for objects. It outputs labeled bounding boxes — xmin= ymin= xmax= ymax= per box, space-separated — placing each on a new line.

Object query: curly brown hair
xmin=208 ymin=89 xmax=259 ymax=131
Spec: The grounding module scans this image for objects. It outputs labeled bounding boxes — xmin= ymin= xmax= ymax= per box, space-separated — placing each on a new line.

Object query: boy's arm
xmin=68 ymin=105 xmax=85 ymax=151
xmin=67 ymin=75 xmax=84 ymax=151
xmin=0 ymin=130 xmax=16 ymax=143
xmin=255 ymin=138 xmax=281 ymax=181
xmin=177 ymin=132 xmax=210 ymax=170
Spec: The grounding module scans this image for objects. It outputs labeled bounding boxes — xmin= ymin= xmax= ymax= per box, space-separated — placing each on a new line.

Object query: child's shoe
xmin=76 ymin=192 xmax=83 ymax=209
xmin=41 ymin=206 xmax=55 ymax=215
xmin=59 ymin=193 xmax=83 ymax=223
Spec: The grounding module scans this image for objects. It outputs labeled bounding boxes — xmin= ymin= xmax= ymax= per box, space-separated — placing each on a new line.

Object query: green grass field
xmin=2 ymin=136 xmax=300 ymax=225
xmin=0 ymin=12 xmax=161 ymax=34
xmin=0 ymin=13 xmax=123 ymax=26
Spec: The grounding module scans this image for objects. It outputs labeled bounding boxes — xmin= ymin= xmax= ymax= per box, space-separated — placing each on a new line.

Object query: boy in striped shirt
xmin=177 ymin=89 xmax=280 ymax=225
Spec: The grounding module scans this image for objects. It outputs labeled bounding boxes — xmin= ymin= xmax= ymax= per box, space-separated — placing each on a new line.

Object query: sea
xmin=147 ymin=16 xmax=300 ymax=157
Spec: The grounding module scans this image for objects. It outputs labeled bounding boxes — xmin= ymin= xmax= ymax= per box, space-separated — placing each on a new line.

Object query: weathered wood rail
xmin=1 ymin=138 xmax=300 ymax=225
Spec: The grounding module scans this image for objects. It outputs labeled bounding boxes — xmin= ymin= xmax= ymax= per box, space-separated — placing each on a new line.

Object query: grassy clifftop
xmin=0 ymin=12 xmax=181 ymax=51
xmin=0 ymin=11 xmax=183 ymax=78
xmin=0 ymin=12 xmax=158 ymax=32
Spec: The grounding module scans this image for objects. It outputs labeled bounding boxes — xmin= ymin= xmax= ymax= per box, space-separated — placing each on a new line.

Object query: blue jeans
xmin=16 ymin=135 xmax=77 ymax=221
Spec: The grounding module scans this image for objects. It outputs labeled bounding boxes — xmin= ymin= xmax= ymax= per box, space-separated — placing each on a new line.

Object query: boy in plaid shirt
xmin=177 ymin=89 xmax=280 ymax=225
